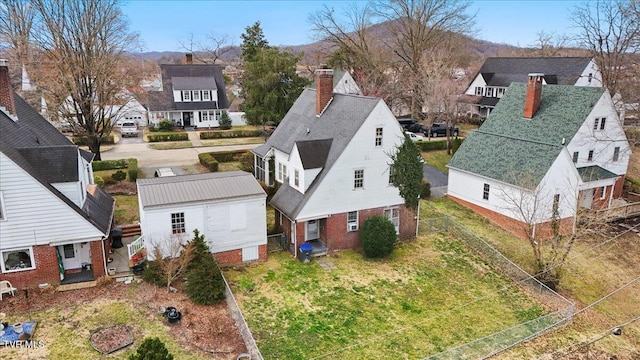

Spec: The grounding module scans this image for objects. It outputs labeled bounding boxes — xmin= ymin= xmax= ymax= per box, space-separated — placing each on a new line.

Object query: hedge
xmin=92 ymin=159 xmax=128 ymax=171
xmin=73 ymin=134 xmax=115 ymax=146
xmin=200 ymin=130 xmax=262 ymax=139
xmin=211 ymin=150 xmax=249 ymax=163
xmin=147 ymin=133 xmax=189 ymax=142
xmin=416 ymin=138 xmax=464 ymax=152
xmin=198 ymin=153 xmax=219 ymax=172
xmin=127 ymin=158 xmax=138 ymax=182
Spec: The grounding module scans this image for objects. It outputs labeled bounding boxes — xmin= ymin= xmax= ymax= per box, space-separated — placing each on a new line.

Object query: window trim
xmin=354 ymin=169 xmax=364 ymax=189
xmin=613 ymin=146 xmax=620 ymax=162
xmin=588 ymin=150 xmax=594 ymax=161
xmin=600 ymin=117 xmax=606 ymax=130
xmin=483 ymin=183 xmax=490 ymax=200
xmin=375 ymin=127 xmax=383 ymax=147
xmin=347 ymin=211 xmax=358 ymax=231
xmin=572 ymin=151 xmax=579 ymax=163
xmin=384 ymin=207 xmax=400 ymax=235
xmin=294 ymin=169 xmax=300 ymax=187
xmin=1 ymin=247 xmax=36 ymax=273
xmin=306 ymin=219 xmax=319 ymax=240
xmin=171 ymin=212 xmax=186 ymax=234
xmin=600 ymin=186 xmax=607 ymax=200
xmin=182 ymin=90 xmax=191 ymax=101
xmin=0 ymin=191 xmax=6 ymax=221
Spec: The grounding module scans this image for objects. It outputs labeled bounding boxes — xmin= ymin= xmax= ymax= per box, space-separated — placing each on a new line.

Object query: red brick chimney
xmin=186 ymin=53 xmax=193 ymax=64
xmin=524 ymin=73 xmax=543 ymax=118
xmin=0 ymin=59 xmax=17 ymax=118
xmin=315 ymin=69 xmax=334 ymax=116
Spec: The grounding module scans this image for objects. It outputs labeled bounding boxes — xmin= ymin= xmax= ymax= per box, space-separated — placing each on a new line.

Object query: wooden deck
xmin=596 ymin=201 xmax=640 ymax=221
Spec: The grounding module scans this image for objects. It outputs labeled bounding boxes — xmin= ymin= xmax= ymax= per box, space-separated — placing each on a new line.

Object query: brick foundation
xmin=90 ymin=240 xmax=107 ymax=277
xmin=1 ymin=245 xmax=61 ymax=289
xmin=448 ymin=195 xmax=573 ymax=240
xmin=213 ymin=244 xmax=267 ymax=266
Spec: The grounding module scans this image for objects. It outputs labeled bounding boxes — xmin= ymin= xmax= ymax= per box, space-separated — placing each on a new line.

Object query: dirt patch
xmin=105 ymin=181 xmax=137 ymax=195
xmin=90 ymin=325 xmax=134 ymax=354
xmin=2 ymin=281 xmax=247 ymax=359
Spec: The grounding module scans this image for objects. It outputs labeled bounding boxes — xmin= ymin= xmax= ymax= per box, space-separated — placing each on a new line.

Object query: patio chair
xmin=0 ymin=280 xmax=17 ymax=301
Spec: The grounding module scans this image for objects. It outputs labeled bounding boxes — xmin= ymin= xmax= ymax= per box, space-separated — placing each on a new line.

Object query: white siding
xmin=0 ymin=153 xmax=106 ymax=250
xmin=296 ymin=101 xmax=405 ymax=219
xmin=574 ymin=60 xmax=603 ymax=87
xmin=567 ymin=92 xmax=630 ymax=176
xmin=464 ymin=75 xmax=487 ymax=96
xmin=140 ymin=195 xmax=266 ymax=258
xmin=333 ymin=72 xmax=362 ymax=95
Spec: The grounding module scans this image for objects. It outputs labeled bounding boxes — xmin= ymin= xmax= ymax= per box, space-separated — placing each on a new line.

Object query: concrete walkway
xmin=187 ymin=130 xmax=203 ymax=147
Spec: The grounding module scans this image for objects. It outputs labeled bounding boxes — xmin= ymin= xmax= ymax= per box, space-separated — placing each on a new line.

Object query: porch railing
xmin=127 ymin=235 xmax=145 ymax=260
xmin=596 ymin=201 xmax=640 ymax=221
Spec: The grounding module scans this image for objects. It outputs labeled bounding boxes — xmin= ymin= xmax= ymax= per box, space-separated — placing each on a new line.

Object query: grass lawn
xmin=201 ymin=137 xmax=264 ymax=146
xmin=113 ymin=194 xmax=139 ymax=225
xmin=148 ymin=141 xmax=193 ymax=150
xmin=421 ymin=150 xmax=452 ymax=174
xmin=225 ymin=225 xmax=546 ymax=359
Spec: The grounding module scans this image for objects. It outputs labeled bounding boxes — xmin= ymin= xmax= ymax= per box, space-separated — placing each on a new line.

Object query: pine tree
xmin=129 ymin=337 xmax=173 ymax=360
xmin=218 ymin=110 xmax=232 ymax=130
xmin=185 ymin=230 xmax=226 ymax=305
xmin=389 ymin=135 xmax=424 ymax=209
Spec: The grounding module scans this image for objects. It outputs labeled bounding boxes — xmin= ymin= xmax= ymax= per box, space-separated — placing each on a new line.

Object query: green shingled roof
xmin=577 ymin=165 xmax=618 ymax=182
xmin=449 ymin=83 xmax=605 ymax=187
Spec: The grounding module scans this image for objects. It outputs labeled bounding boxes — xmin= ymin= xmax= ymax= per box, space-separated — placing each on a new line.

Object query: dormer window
xmin=193 ymin=91 xmax=200 ymax=101
xmin=475 ymin=87 xmax=483 ymax=96
xmin=183 ymin=91 xmax=191 ymax=101
xmin=486 ymin=87 xmax=494 ymax=97
xmin=203 ymin=91 xmax=210 ymax=101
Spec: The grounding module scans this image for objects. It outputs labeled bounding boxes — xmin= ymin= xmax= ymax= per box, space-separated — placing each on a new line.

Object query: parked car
xmin=398 ymin=118 xmax=417 ymax=131
xmin=407 ymin=123 xmax=428 ymax=133
xmin=405 ymin=131 xmax=424 ymax=142
xmin=119 ymin=121 xmax=139 ymax=137
xmin=424 ymin=123 xmax=459 ymax=137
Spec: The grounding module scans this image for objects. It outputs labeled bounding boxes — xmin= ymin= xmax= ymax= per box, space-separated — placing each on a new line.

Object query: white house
xmin=147 ymin=55 xmax=229 ymax=128
xmin=310 ymin=69 xmax=362 ymax=95
xmin=137 ymin=171 xmax=267 ymax=264
xmin=252 ymin=69 xmax=417 ymax=257
xmin=448 ymin=74 xmax=630 ymax=239
xmin=0 ymin=60 xmax=115 ymax=288
xmin=462 ymin=57 xmax=602 ymax=116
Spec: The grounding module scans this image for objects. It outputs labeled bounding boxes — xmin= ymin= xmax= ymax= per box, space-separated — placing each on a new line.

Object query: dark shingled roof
xmin=577 ymin=165 xmax=618 ymax=182
xmin=148 ymin=64 xmax=228 ymax=112
xmin=0 ymin=93 xmax=114 ymax=235
xmin=477 ymin=57 xmax=593 ymax=86
xmin=255 ymin=89 xmax=381 ymax=218
xmin=449 ymin=83 xmax=605 ymax=187
xmin=297 ymin=139 xmax=333 ymax=169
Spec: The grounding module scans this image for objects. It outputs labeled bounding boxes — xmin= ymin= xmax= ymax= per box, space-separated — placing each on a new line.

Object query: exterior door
xmin=580 ymin=189 xmax=594 ymax=209
xmin=384 ymin=208 xmax=400 ymax=234
xmin=182 ymin=112 xmax=192 ymax=127
xmin=306 ymin=220 xmax=319 ymax=240
xmin=59 ymin=243 xmax=91 ymax=269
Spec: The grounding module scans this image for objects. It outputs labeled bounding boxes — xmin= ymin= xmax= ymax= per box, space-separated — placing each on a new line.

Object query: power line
xmin=309 ymin=221 xmax=640 ymax=359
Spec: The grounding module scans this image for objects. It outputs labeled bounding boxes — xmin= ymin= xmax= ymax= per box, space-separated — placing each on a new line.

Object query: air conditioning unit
xmin=348 ymin=223 xmax=358 ymax=231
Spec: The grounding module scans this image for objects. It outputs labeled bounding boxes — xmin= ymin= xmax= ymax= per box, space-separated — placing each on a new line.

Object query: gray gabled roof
xmin=297 ymin=139 xmax=333 ymax=169
xmin=0 ymin=94 xmax=114 ymax=235
xmin=254 ymin=88 xmax=381 ymax=218
xmin=137 ymin=171 xmax=265 ymax=208
xmin=476 ymin=57 xmax=593 ymax=87
xmin=172 ymin=76 xmax=218 ymax=91
xmin=449 ymin=83 xmax=605 ymax=187
xmin=148 ymin=64 xmax=228 ymax=112
xmin=577 ymin=165 xmax=618 ymax=182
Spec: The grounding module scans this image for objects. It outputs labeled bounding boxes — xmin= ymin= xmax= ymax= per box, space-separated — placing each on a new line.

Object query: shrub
xmin=361 ymin=215 xmax=397 ymax=258
xmin=185 ymin=229 xmax=226 ymax=305
xmin=112 ymin=170 xmax=126 ymax=181
xmin=212 ymin=150 xmax=249 ymax=163
xmin=94 ymin=175 xmax=105 ymax=187
xmin=238 ymin=152 xmax=254 ymax=173
xmin=199 ymin=129 xmax=262 ymax=139
xmin=92 ymin=159 xmax=128 ymax=171
xmin=219 ymin=110 xmax=232 ymax=130
xmin=451 ymin=138 xmax=463 ymax=155
xmin=127 ymin=158 xmax=138 ymax=182
xmin=73 ymin=134 xmax=115 ymax=146
xmin=103 ymin=175 xmax=117 ymax=186
xmin=141 ymin=260 xmax=164 ymax=285
xmin=129 ymin=337 xmax=173 ymax=360
xmin=198 ymin=153 xmax=219 ymax=172
xmin=157 ymin=119 xmax=174 ymax=132
xmin=420 ymin=179 xmax=431 ymax=199
xmin=147 ymin=133 xmax=188 ymax=142
xmin=416 ymin=140 xmax=448 ymax=152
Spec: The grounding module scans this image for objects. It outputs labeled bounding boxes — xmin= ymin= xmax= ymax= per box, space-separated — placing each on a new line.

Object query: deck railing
xmin=596 ymin=201 xmax=640 ymax=221
xmin=127 ymin=235 xmax=145 ymax=260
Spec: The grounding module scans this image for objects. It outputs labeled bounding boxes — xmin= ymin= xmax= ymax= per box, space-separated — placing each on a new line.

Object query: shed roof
xmin=137 ymin=171 xmax=265 ymax=208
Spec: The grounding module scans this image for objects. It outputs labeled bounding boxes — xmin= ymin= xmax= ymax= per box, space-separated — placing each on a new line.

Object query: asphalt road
xmin=423 ymin=164 xmax=448 ymax=197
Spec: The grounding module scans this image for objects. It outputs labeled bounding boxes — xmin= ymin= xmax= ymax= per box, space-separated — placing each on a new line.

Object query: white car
xmin=119 ymin=121 xmax=139 ymax=137
xmin=405 ymin=131 xmax=424 ymax=142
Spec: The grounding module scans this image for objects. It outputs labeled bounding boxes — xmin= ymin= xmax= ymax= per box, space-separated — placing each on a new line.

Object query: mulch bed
xmin=90 ymin=325 xmax=134 ymax=354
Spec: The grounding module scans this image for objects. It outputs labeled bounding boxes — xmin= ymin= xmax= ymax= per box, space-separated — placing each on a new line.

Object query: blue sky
xmin=122 ymin=1 xmax=586 ymax=52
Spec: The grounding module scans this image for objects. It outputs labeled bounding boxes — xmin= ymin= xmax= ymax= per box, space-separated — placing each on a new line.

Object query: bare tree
xmin=30 ymin=0 xmax=138 ymax=160
xmin=571 ymin=0 xmax=640 ymax=101
xmin=179 ymin=32 xmax=235 ymax=64
xmin=528 ymin=31 xmax=571 ymax=57
xmin=147 ymin=234 xmax=195 ymax=292
xmin=0 ymin=0 xmax=35 ymax=65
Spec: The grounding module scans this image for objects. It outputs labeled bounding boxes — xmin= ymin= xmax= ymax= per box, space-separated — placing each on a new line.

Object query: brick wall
xmin=213 ymin=244 xmax=267 ymax=266
xmin=90 ymin=240 xmax=107 ymax=277
xmin=2 ymin=245 xmax=61 ymax=289
xmin=448 ymin=195 xmax=573 ymax=240
xmin=613 ymin=175 xmax=625 ymax=198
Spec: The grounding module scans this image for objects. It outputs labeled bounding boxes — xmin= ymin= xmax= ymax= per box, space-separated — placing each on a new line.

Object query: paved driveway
xmin=423 ymin=165 xmax=448 ymax=197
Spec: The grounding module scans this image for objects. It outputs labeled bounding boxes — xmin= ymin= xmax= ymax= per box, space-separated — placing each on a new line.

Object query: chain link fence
xmin=420 ymin=216 xmax=575 ymax=359
xmin=267 ymin=233 xmax=287 ymax=252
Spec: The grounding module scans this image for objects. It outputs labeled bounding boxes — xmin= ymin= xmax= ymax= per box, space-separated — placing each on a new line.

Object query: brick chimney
xmin=0 ymin=59 xmax=17 ymax=118
xmin=186 ymin=53 xmax=193 ymax=64
xmin=315 ymin=69 xmax=334 ymax=116
xmin=524 ymin=73 xmax=543 ymax=118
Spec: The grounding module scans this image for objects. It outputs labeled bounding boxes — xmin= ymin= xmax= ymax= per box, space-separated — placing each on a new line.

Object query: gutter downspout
xmin=415 ymin=197 xmax=420 ymax=236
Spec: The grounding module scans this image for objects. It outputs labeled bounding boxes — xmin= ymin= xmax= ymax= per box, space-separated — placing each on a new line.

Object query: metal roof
xmin=137 ymin=171 xmax=266 ymax=208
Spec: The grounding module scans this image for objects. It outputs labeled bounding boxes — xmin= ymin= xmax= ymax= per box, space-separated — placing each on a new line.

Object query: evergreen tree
xmin=185 ymin=229 xmax=226 ymax=305
xmin=240 ymin=21 xmax=269 ymax=62
xmin=389 ymin=135 xmax=424 ymax=209
xmin=361 ymin=215 xmax=397 ymax=258
xmin=241 ymin=47 xmax=309 ymax=126
xmin=218 ymin=110 xmax=232 ymax=130
xmin=129 ymin=337 xmax=173 ymax=360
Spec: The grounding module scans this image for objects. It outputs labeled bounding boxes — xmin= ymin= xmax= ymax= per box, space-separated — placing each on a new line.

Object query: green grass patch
xmin=114 ymin=195 xmax=139 ymax=225
xmin=225 ymin=231 xmax=545 ymax=359
xmin=148 ymin=141 xmax=193 ymax=150
xmin=201 ymin=137 xmax=264 ymax=146
xmin=421 ymin=150 xmax=452 ymax=174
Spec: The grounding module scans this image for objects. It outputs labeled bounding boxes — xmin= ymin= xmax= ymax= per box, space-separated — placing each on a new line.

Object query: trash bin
xmin=299 ymin=243 xmax=313 ymax=263
xmin=110 ymin=227 xmax=123 ymax=249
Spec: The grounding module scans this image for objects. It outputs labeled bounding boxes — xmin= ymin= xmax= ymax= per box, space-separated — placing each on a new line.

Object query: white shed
xmin=137 ymin=171 xmax=267 ymax=264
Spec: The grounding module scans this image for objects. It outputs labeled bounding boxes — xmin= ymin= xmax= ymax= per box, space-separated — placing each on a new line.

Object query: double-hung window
xmin=347 ymin=211 xmax=358 ymax=231
xmin=375 ymin=128 xmax=383 ymax=147
xmin=183 ymin=91 xmax=191 ymax=101
xmin=354 ymin=169 xmax=364 ymax=189
xmin=588 ymin=150 xmax=594 ymax=161
xmin=572 ymin=151 xmax=579 ymax=163
xmin=0 ymin=191 xmax=5 ymax=220
xmin=193 ymin=91 xmax=201 ymax=101
xmin=171 ymin=212 xmax=186 ymax=234
xmin=483 ymin=183 xmax=490 ymax=200
xmin=613 ymin=147 xmax=620 ymax=162
xmin=203 ymin=91 xmax=211 ymax=101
